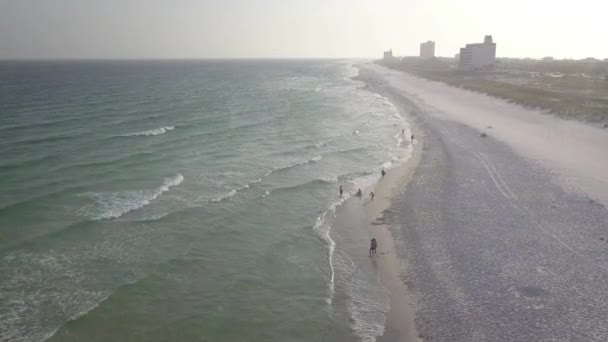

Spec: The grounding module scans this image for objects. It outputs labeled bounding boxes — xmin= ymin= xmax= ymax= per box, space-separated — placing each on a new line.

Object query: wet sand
xmin=332 ymin=70 xmax=425 ymax=342
xmin=366 ymin=134 xmax=422 ymax=342
xmin=330 ymin=134 xmax=422 ymax=342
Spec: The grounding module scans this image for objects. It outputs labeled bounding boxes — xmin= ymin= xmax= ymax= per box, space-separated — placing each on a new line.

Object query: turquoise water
xmin=0 ymin=60 xmax=411 ymax=341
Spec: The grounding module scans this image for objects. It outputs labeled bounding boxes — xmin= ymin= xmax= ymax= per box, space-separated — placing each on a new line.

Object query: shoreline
xmin=354 ymin=65 xmax=425 ymax=342
xmin=366 ymin=133 xmax=422 ymax=342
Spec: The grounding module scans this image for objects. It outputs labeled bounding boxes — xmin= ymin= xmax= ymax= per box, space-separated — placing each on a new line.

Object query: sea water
xmin=0 ymin=60 xmax=411 ymax=341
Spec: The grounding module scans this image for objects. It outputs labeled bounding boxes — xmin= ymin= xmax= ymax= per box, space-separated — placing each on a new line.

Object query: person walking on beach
xmin=339 ymin=185 xmax=343 ymax=197
xmin=370 ymin=191 xmax=375 ymax=200
xmin=369 ymin=238 xmax=377 ymax=257
xmin=381 ymin=169 xmax=386 ymax=177
xmin=356 ymin=189 xmax=362 ymax=197
xmin=411 ymin=134 xmax=415 ymax=143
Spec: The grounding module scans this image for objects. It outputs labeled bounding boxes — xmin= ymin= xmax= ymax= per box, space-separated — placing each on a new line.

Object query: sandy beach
xmin=365 ymin=128 xmax=422 ymax=342
xmin=360 ymin=98 xmax=424 ymax=342
xmin=352 ymin=62 xmax=608 ymax=341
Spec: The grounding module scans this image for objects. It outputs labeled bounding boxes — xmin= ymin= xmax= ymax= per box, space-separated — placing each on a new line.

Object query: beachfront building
xmin=459 ymin=35 xmax=496 ymax=70
xmin=383 ymin=49 xmax=394 ymax=61
xmin=420 ymin=41 xmax=435 ymax=59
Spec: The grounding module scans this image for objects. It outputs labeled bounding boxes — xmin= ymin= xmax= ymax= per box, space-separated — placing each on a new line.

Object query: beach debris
xmin=480 ymin=132 xmax=488 ymax=138
xmin=371 ymin=216 xmax=385 ymax=225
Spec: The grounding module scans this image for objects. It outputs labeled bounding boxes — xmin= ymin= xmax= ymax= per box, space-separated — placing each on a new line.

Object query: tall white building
xmin=459 ymin=35 xmax=496 ymax=70
xmin=420 ymin=41 xmax=435 ymax=59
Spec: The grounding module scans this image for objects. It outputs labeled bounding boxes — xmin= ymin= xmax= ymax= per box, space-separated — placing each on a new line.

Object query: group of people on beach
xmin=340 ymin=185 xmax=376 ymax=200
xmin=336 ymin=128 xmax=413 ymax=257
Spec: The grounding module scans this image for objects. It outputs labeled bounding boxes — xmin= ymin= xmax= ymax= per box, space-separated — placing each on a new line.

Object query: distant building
xmin=542 ymin=56 xmax=554 ymax=62
xmin=383 ymin=49 xmax=394 ymax=60
xmin=459 ymin=35 xmax=496 ymax=70
xmin=420 ymin=41 xmax=435 ymax=59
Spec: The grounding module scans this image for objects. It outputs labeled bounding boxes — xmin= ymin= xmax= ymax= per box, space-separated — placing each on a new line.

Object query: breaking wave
xmin=77 ymin=174 xmax=184 ymax=220
xmin=210 ymin=178 xmax=262 ymax=203
xmin=264 ymin=156 xmax=322 ymax=177
xmin=122 ymin=126 xmax=175 ymax=137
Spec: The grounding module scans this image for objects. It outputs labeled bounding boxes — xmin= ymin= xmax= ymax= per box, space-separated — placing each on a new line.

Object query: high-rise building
xmin=420 ymin=41 xmax=435 ymax=59
xmin=459 ymin=35 xmax=496 ymax=70
xmin=383 ymin=49 xmax=394 ymax=60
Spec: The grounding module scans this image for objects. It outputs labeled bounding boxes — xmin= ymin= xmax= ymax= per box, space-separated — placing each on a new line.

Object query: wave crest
xmin=264 ymin=156 xmax=322 ymax=177
xmin=77 ymin=174 xmax=184 ymax=220
xmin=210 ymin=178 xmax=262 ymax=203
xmin=122 ymin=126 xmax=175 ymax=137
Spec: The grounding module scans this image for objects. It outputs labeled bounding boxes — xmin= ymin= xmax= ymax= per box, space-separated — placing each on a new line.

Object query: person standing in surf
xmin=339 ymin=185 xmax=343 ymax=197
xmin=369 ymin=238 xmax=377 ymax=257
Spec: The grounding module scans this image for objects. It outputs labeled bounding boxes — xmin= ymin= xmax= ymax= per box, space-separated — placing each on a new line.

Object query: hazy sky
xmin=1 ymin=0 xmax=606 ymax=60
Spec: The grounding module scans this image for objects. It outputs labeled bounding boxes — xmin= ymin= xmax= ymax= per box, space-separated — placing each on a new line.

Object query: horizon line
xmin=0 ymin=57 xmax=377 ymax=62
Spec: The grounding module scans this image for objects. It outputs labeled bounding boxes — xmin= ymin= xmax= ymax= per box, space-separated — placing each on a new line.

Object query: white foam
xmin=77 ymin=174 xmax=184 ymax=220
xmin=312 ymin=168 xmax=396 ymax=333
xmin=263 ymin=156 xmax=322 ymax=177
xmin=121 ymin=126 xmax=175 ymax=137
xmin=342 ymin=63 xmax=360 ymax=79
xmin=0 ymin=250 xmax=112 ymax=342
xmin=395 ymin=132 xmax=404 ymax=148
xmin=347 ymin=289 xmax=390 ymax=342
xmin=313 ymin=200 xmax=341 ymax=303
xmin=211 ymin=185 xmax=247 ymax=203
xmin=210 ymin=178 xmax=262 ymax=203
xmin=312 ymin=178 xmax=375 ymax=305
xmin=319 ymin=176 xmax=339 ymax=184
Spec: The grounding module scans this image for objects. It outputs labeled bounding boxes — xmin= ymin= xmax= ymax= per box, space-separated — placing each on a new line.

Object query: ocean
xmin=0 ymin=60 xmax=412 ymax=341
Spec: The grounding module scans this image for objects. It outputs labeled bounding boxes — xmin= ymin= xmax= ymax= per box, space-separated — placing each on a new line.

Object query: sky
xmin=1 ymin=0 xmax=606 ymax=60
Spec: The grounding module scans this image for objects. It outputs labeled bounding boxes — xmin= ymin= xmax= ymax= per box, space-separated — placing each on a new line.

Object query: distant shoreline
xmin=378 ymin=60 xmax=608 ymax=123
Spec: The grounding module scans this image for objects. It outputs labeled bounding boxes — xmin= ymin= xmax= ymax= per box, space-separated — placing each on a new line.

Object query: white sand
xmin=367 ymin=63 xmax=608 ymax=206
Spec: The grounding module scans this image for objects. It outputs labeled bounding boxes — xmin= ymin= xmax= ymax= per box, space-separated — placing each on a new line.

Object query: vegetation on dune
xmin=379 ymin=59 xmax=608 ymax=122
